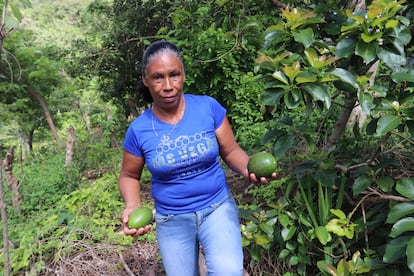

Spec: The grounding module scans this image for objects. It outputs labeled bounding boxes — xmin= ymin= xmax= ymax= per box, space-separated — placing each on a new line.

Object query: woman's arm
xmin=119 ymin=150 xmax=151 ymax=236
xmin=215 ymin=116 xmax=250 ymax=179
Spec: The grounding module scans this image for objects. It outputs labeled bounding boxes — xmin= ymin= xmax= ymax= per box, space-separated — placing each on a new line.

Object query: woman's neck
xmin=152 ymin=97 xmax=186 ymax=124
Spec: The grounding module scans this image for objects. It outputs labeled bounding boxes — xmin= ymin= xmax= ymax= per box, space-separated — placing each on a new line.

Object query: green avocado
xmin=127 ymin=207 xmax=153 ymax=229
xmin=248 ymin=152 xmax=277 ymax=178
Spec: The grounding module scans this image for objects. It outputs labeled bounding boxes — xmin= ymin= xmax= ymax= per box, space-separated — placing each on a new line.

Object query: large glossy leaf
xmin=302 ymin=83 xmax=331 ymax=109
xmin=389 ymin=217 xmax=414 ymax=238
xmin=408 ymin=237 xmax=414 ymax=273
xmin=378 ymin=48 xmax=406 ymax=67
xmin=293 ymin=28 xmax=315 ymax=48
xmin=272 ymin=71 xmax=289 ymax=84
xmin=331 ymin=68 xmax=359 ymax=92
xmin=396 ymin=178 xmax=414 ymax=200
xmin=262 ymin=29 xmax=284 ymax=50
xmin=262 ymin=89 xmax=285 ymax=105
xmin=391 ymin=70 xmax=414 ymax=83
xmin=355 ymin=40 xmax=378 ymax=63
xmin=383 ymin=236 xmax=411 ymax=263
xmin=375 ymin=115 xmax=402 ymax=136
xmin=387 ymin=202 xmax=414 ymax=224
xmin=335 ymin=37 xmax=357 ymax=57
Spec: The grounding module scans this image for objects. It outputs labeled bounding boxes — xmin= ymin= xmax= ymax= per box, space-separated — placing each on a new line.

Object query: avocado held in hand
xmin=127 ymin=207 xmax=153 ymax=229
xmin=248 ymin=152 xmax=277 ymax=178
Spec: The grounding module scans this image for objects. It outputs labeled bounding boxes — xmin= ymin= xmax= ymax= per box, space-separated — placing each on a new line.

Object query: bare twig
xmin=119 ymin=252 xmax=135 ymax=276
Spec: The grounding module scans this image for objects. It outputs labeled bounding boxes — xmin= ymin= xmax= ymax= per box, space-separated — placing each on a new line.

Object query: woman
xmin=119 ymin=40 xmax=273 ymax=275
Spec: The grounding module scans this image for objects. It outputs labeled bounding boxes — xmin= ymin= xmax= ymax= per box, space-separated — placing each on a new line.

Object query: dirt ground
xmin=44 ymin=172 xmax=253 ymax=276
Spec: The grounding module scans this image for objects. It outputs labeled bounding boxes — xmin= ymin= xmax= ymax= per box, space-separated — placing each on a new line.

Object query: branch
xmin=269 ymin=0 xmax=288 ymax=9
xmin=119 ymin=252 xmax=135 ymax=276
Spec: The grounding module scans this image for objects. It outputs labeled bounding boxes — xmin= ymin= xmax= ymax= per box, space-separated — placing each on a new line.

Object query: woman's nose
xmin=164 ymin=78 xmax=173 ymax=90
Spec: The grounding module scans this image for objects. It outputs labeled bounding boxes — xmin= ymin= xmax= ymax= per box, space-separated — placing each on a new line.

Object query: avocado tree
xmin=242 ymin=0 xmax=414 ymax=274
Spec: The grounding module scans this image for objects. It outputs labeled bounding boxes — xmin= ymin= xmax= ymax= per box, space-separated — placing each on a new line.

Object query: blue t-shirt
xmin=123 ymin=94 xmax=230 ymax=214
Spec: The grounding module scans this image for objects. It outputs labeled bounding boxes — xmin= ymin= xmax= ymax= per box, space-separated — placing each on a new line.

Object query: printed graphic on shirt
xmin=150 ymin=131 xmax=217 ymax=178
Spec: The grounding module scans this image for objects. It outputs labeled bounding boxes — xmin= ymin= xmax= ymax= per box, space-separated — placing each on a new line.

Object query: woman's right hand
xmin=122 ymin=207 xmax=152 ymax=237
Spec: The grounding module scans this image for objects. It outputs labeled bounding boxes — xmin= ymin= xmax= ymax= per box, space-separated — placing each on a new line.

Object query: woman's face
xmin=142 ymin=51 xmax=185 ymax=109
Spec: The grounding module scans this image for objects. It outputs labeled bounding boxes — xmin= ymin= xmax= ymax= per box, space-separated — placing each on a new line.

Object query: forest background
xmin=0 ymin=0 xmax=414 ymax=275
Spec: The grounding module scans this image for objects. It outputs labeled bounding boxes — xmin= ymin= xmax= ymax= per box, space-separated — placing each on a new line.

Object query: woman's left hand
xmin=249 ymin=172 xmax=277 ymax=184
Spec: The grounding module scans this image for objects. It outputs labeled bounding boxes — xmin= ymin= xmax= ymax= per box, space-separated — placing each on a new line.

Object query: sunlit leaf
xmin=281 ymin=226 xmax=296 ymax=241
xmin=315 ymin=226 xmax=331 ymax=245
xmin=396 ymin=178 xmax=414 ymax=200
xmin=293 ymin=28 xmax=315 ymax=48
xmin=375 ymin=115 xmax=402 ymax=136
xmin=387 ymin=202 xmax=414 ymax=224
xmin=272 ymin=71 xmax=289 ymax=84
xmin=302 ymin=83 xmax=331 ymax=109
xmin=389 ymin=218 xmax=414 ymax=238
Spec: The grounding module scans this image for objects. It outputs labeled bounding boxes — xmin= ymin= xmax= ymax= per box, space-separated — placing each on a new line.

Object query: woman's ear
xmin=142 ymin=74 xmax=148 ymax=87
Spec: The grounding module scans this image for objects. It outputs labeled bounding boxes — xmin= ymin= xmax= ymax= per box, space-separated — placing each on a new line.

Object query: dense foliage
xmin=0 ymin=0 xmax=413 ymax=275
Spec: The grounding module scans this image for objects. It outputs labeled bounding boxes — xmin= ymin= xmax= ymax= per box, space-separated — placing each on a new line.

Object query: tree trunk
xmin=323 ymin=93 xmax=358 ymax=151
xmin=26 ymin=86 xmax=61 ymax=146
xmin=0 ymin=152 xmax=11 ymax=276
xmin=2 ymin=147 xmax=21 ymax=209
xmin=64 ymin=125 xmax=76 ymax=167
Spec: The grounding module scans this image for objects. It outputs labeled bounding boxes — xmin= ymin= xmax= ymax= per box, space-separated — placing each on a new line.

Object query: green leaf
xmin=378 ymin=48 xmax=406 ymax=67
xmin=10 ymin=4 xmax=23 ymax=20
xmin=254 ymin=233 xmax=271 ymax=245
xmin=335 ymin=37 xmax=357 ymax=58
xmin=296 ymin=70 xmax=317 ymax=84
xmin=315 ymin=226 xmax=331 ymax=245
xmin=376 ymin=175 xmax=395 ymax=193
xmin=358 ymin=90 xmax=374 ymax=115
xmin=281 ymin=226 xmax=296 ymax=241
xmin=262 ymin=89 xmax=285 ymax=105
xmin=408 ymin=237 xmax=414 ymax=273
xmin=355 ymin=40 xmax=378 ymax=64
xmin=331 ymin=68 xmax=359 ymax=93
xmin=314 ymin=169 xmax=336 ymax=188
xmin=396 ymin=178 xmax=414 ymax=200
xmin=273 ymin=134 xmax=294 ymax=159
xmin=387 ymin=202 xmax=414 ymax=224
xmin=383 ymin=236 xmax=411 ymax=263
xmin=263 ymin=29 xmax=284 ymax=50
xmin=293 ymin=28 xmax=315 ymax=48
xmin=391 ymin=70 xmax=414 ymax=83
xmin=272 ymin=71 xmax=289 ymax=84
xmin=401 ymin=107 xmax=414 ymax=119
xmin=302 ymin=83 xmax=331 ymax=109
xmin=375 ymin=115 xmax=402 ymax=136
xmin=259 ymin=221 xmax=274 ymax=236
xmin=317 ymin=260 xmax=337 ymax=275
xmin=330 ymin=209 xmax=346 ymax=219
xmin=389 ymin=217 xmax=414 ymax=238
xmin=353 ymin=175 xmax=372 ymax=196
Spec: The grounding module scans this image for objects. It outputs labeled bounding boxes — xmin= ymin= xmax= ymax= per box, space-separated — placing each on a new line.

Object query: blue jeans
xmin=155 ymin=194 xmax=244 ymax=276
